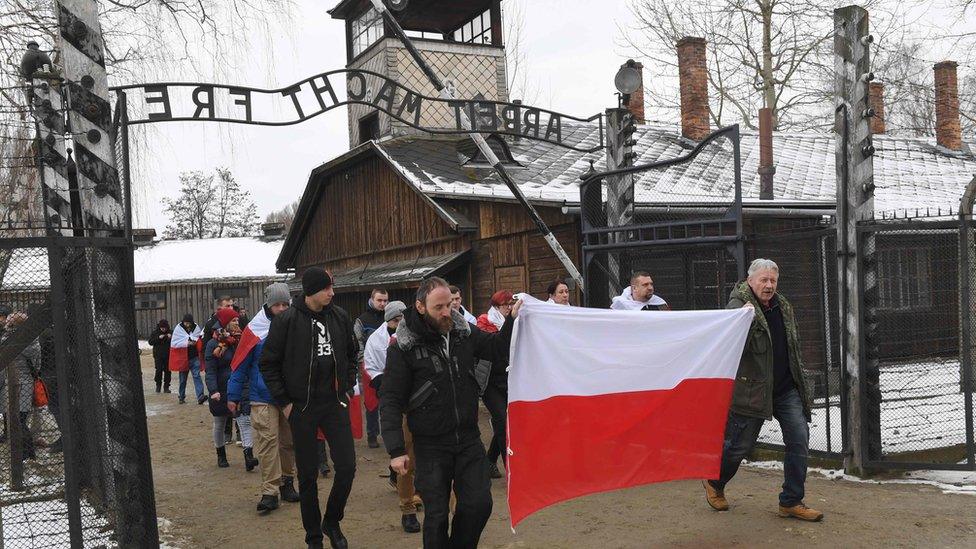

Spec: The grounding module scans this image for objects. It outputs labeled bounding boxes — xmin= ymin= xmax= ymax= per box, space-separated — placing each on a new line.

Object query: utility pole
xmin=834 ymin=4 xmax=881 ymax=475
xmin=368 ymin=0 xmax=584 ymax=290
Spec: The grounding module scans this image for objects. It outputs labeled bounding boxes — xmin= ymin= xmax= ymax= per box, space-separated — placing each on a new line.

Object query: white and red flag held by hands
xmin=506 ymin=295 xmax=752 ymax=528
xmin=231 ymin=308 xmax=271 ymax=371
xmin=168 ymin=323 xmax=203 ymax=373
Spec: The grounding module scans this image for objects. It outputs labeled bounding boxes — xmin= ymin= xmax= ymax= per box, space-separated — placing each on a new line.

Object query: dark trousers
xmin=365 ymin=407 xmax=379 ymax=439
xmin=153 ymin=359 xmax=171 ymax=388
xmin=481 ymin=375 xmax=507 ymax=466
xmin=289 ymin=400 xmax=356 ymax=545
xmin=414 ymin=435 xmax=492 ymax=549
xmin=711 ymin=387 xmax=809 ymax=507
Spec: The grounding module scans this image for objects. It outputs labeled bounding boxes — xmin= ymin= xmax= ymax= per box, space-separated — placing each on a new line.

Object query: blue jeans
xmin=712 ymin=387 xmax=809 ymax=507
xmin=178 ymin=357 xmax=205 ymax=401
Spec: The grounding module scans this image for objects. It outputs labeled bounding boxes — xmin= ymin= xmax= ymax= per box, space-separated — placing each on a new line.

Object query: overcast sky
xmin=128 ymin=0 xmax=972 ymax=232
xmin=130 ymin=0 xmax=638 ymax=230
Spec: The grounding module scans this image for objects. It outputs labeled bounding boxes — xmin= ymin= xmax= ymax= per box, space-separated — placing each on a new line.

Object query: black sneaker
xmin=401 ymin=513 xmax=421 ymax=533
xmin=488 ymin=462 xmax=503 ymax=479
xmin=256 ymin=494 xmax=279 ymax=513
xmin=178 ymin=398 xmax=186 ymax=404
xmin=321 ymin=519 xmax=348 ymax=549
xmin=197 ymin=394 xmax=208 ymax=405
xmin=163 ymin=386 xmax=172 ymax=394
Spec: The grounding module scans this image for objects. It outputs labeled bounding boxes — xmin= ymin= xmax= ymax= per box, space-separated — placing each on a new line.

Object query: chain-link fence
xmin=858 ymin=219 xmax=976 ymax=468
xmin=0 ymin=239 xmax=158 ymax=547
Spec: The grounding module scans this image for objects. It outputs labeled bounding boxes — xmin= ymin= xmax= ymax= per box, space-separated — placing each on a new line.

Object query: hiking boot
xmin=702 ymin=480 xmax=729 ymax=511
xmin=163 ymin=385 xmax=172 ymax=394
xmin=778 ymin=503 xmax=824 ymax=522
xmin=178 ymin=397 xmax=186 ymax=404
xmin=155 ymin=383 xmax=161 ymax=393
xmin=244 ymin=448 xmax=259 ymax=471
xmin=367 ymin=435 xmax=379 ymax=449
xmin=321 ymin=519 xmax=348 ymax=549
xmin=256 ymin=494 xmax=279 ymax=513
xmin=280 ymin=476 xmax=301 ymax=503
xmin=488 ymin=462 xmax=503 ymax=479
xmin=401 ymin=513 xmax=421 ymax=533
xmin=216 ymin=446 xmax=229 ymax=468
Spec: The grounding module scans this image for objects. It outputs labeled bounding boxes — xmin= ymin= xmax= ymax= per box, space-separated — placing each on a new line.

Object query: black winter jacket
xmin=258 ymin=299 xmax=359 ymax=409
xmin=148 ymin=327 xmax=171 ymax=364
xmin=379 ymin=307 xmax=513 ymax=458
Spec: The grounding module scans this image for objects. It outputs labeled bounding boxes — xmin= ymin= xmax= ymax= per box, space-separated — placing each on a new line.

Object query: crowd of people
xmin=148 ymin=258 xmax=822 ymax=548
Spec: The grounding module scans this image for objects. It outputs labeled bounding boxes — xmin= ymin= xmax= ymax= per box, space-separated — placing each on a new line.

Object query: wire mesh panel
xmin=862 ymin=222 xmax=974 ymax=467
xmin=0 ymin=239 xmax=158 ymax=547
xmin=749 ymin=227 xmax=844 ymax=457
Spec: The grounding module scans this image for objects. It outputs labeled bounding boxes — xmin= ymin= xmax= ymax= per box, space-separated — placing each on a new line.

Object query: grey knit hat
xmin=384 ymin=300 xmax=407 ymax=322
xmin=264 ymin=282 xmax=292 ymax=307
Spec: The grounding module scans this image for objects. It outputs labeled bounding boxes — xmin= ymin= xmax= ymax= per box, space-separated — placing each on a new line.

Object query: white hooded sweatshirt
xmin=610 ymin=286 xmax=669 ymax=311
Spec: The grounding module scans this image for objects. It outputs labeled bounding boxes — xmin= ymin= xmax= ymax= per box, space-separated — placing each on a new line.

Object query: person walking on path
xmin=475 ymin=290 xmax=515 ymax=480
xmin=381 ymin=277 xmax=521 ymax=548
xmin=259 ymin=267 xmax=359 ymax=549
xmin=171 ymin=314 xmax=207 ymax=405
xmin=228 ymin=283 xmax=301 ymax=513
xmin=364 ymin=300 xmax=421 ymax=533
xmin=148 ymin=319 xmax=172 ymax=393
xmin=205 ymin=308 xmax=257 ymax=471
xmin=702 ymin=258 xmax=823 ymax=522
xmin=354 ymin=288 xmax=388 ymax=449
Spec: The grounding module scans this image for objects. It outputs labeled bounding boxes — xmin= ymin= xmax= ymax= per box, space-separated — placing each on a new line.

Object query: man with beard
xmin=259 ymin=268 xmax=359 ymax=549
xmin=380 ymin=277 xmax=521 ymax=548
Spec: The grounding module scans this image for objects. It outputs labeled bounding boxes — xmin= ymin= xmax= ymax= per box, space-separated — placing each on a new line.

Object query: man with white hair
xmin=702 ymin=258 xmax=823 ymax=522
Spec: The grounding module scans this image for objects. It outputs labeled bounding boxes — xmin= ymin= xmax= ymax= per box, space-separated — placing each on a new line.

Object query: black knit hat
xmin=158 ymin=319 xmax=170 ymax=328
xmin=302 ymin=267 xmax=333 ymax=297
xmin=182 ymin=313 xmax=194 ymax=324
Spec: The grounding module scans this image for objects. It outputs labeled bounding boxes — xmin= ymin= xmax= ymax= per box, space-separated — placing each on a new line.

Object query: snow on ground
xmin=1 ymin=494 xmax=114 ymax=548
xmin=759 ymin=359 xmax=973 ymax=456
xmin=747 ymin=460 xmax=976 ymax=495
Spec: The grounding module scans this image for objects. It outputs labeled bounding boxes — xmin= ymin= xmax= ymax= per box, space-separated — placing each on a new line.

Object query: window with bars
xmin=351 ymin=7 xmax=385 ymax=58
xmin=877 ymin=247 xmax=932 ymax=311
xmin=453 ymin=10 xmax=492 ymax=45
xmin=135 ymin=292 xmax=166 ymax=310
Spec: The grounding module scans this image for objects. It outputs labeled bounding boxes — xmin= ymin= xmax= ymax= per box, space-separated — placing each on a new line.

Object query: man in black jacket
xmin=380 ymin=276 xmax=521 ymax=548
xmin=148 ymin=319 xmax=172 ymax=393
xmin=259 ymin=267 xmax=359 ymax=549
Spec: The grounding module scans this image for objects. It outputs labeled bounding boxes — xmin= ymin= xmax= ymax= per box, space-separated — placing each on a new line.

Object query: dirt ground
xmin=141 ymin=355 xmax=976 ymax=548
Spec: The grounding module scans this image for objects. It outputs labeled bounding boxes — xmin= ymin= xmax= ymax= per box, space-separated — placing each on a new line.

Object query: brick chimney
xmin=628 ymin=62 xmax=645 ymax=124
xmin=868 ymin=82 xmax=886 ymax=134
xmin=676 ymin=37 xmax=710 ymax=141
xmin=934 ymin=61 xmax=962 ymax=151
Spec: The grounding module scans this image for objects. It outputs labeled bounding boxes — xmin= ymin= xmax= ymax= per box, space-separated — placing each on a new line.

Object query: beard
xmin=423 ymin=311 xmax=453 ymax=334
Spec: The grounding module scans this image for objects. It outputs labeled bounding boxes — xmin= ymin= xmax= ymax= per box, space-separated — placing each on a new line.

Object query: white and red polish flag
xmin=506 ymin=295 xmax=752 ymax=528
xmin=231 ymin=308 xmax=271 ymax=371
xmin=168 ymin=323 xmax=203 ymax=373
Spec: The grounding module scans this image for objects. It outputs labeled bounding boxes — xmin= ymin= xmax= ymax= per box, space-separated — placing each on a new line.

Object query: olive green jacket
xmin=726 ymin=281 xmax=811 ymax=421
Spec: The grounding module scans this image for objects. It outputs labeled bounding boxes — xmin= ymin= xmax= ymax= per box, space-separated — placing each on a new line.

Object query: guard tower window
xmin=453 ymin=10 xmax=492 ymax=45
xmin=351 ymin=7 xmax=385 ymax=58
xmin=358 ymin=113 xmax=380 ymax=144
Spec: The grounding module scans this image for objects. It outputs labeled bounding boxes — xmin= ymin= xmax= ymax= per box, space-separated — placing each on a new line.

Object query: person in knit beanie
xmin=259 ymin=266 xmax=360 ymax=548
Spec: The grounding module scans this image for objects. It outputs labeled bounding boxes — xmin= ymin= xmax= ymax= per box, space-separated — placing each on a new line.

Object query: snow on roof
xmin=133 ymin=236 xmax=286 ymax=284
xmin=376 ymin=122 xmax=976 ymax=215
xmin=1 ymin=237 xmax=286 ymax=289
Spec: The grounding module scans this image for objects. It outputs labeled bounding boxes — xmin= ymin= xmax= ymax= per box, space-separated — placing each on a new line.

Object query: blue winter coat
xmin=228 ymin=339 xmax=276 ymax=407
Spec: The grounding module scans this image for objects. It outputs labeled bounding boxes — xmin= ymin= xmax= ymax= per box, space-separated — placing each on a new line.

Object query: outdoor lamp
xmin=20 ymin=41 xmax=52 ymax=79
xmin=614 ymin=59 xmax=641 ymax=106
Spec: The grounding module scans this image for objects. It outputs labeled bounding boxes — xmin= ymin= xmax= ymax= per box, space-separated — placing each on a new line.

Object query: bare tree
xmin=503 ymin=0 xmax=540 ymax=104
xmin=162 ymin=168 xmax=258 ymax=239
xmin=265 ymin=199 xmax=300 ymax=233
xmin=623 ymin=0 xmax=909 ymax=131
